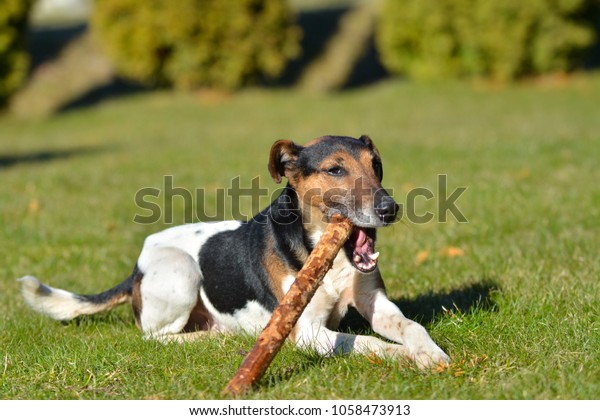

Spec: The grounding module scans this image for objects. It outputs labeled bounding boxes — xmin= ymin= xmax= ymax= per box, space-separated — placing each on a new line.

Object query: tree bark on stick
xmin=222 ymin=215 xmax=354 ymax=396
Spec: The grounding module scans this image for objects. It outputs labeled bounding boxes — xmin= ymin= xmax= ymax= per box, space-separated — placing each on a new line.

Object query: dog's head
xmin=268 ymin=135 xmax=399 ymax=272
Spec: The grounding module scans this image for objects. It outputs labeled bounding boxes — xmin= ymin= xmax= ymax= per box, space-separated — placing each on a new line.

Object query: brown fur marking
xmin=263 ymin=238 xmax=295 ymax=302
xmin=183 ymin=296 xmax=214 ymax=332
xmin=131 ymin=271 xmax=144 ymax=330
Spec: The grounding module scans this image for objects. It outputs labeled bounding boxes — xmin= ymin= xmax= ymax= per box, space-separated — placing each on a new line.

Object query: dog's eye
xmin=373 ymin=160 xmax=383 ymax=181
xmin=326 ymin=166 xmax=345 ymax=176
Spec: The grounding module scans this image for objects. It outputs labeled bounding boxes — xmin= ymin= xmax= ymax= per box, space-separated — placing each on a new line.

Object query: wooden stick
xmin=222 ymin=215 xmax=354 ymax=396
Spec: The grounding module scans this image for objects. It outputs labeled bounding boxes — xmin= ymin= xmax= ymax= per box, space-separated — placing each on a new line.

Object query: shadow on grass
xmin=277 ymin=5 xmax=388 ymax=88
xmin=56 ymin=77 xmax=146 ymax=113
xmin=277 ymin=6 xmax=348 ymax=86
xmin=68 ymin=309 xmax=134 ymax=329
xmin=395 ymin=278 xmax=500 ymax=323
xmin=0 ymin=146 xmax=106 ymax=170
xmin=27 ymin=24 xmax=87 ymax=74
xmin=339 ymin=278 xmax=500 ymax=334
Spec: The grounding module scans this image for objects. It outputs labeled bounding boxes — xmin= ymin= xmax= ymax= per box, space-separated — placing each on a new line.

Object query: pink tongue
xmin=354 ymin=228 xmax=370 ymax=254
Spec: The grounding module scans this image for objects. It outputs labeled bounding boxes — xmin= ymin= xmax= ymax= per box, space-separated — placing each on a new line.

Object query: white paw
xmin=411 ymin=346 xmax=451 ymax=370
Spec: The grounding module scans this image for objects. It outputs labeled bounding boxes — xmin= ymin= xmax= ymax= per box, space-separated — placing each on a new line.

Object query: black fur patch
xmin=298 ymin=136 xmax=371 ymax=176
xmin=199 ymin=186 xmax=310 ymax=314
xmin=35 ymin=283 xmax=54 ymax=297
xmin=77 ymin=265 xmax=139 ymax=304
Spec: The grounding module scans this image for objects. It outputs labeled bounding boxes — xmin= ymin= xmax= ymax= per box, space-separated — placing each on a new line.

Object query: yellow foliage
xmin=92 ymin=0 xmax=301 ymax=90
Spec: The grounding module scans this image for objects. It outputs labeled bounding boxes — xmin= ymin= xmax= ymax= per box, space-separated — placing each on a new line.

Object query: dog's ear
xmin=358 ymin=134 xmax=383 ymax=181
xmin=358 ymin=134 xmax=380 ymax=157
xmin=268 ymin=140 xmax=303 ymax=184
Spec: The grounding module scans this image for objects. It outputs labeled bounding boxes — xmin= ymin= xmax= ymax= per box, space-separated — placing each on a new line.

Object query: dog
xmin=19 ymin=135 xmax=450 ymax=369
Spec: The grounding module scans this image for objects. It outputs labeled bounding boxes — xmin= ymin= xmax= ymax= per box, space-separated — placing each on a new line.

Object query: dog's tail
xmin=18 ymin=270 xmax=137 ymax=321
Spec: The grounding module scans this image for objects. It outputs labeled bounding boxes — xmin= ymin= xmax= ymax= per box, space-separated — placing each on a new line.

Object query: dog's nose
xmin=375 ymin=196 xmax=399 ymax=224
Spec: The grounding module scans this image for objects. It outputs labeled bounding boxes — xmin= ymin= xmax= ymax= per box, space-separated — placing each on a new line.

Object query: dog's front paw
xmin=411 ymin=346 xmax=451 ymax=370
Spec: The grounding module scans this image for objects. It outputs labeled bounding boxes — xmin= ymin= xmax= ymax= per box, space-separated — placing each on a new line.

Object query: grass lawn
xmin=1 ymin=75 xmax=599 ymax=399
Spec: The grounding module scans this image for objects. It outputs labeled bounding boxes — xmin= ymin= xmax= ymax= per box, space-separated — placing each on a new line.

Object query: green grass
xmin=1 ymin=75 xmax=599 ymax=399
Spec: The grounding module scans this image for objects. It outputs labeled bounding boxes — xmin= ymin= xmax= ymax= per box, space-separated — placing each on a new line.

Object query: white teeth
xmin=354 ymin=255 xmax=362 ymax=263
xmin=370 ymin=252 xmax=380 ymax=261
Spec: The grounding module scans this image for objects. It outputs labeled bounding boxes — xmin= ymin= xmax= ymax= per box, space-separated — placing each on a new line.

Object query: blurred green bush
xmin=376 ymin=0 xmax=599 ymax=82
xmin=92 ymin=0 xmax=301 ymax=90
xmin=0 ymin=0 xmax=33 ymax=107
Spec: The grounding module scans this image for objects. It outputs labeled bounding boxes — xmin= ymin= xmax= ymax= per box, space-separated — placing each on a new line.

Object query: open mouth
xmin=345 ymin=227 xmax=379 ymax=273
